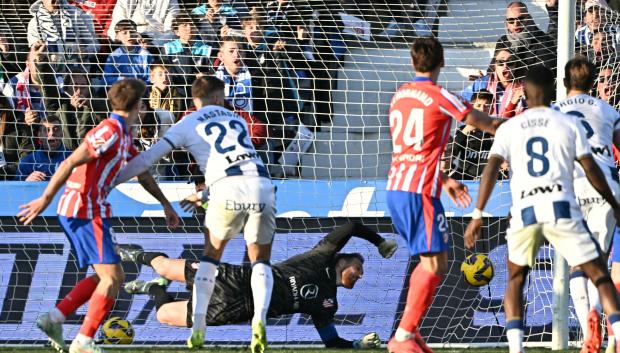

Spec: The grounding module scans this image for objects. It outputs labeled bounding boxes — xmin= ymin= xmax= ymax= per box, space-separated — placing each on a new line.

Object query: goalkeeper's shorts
xmin=611 ymin=227 xmax=620 ymax=264
xmin=58 ymin=215 xmax=120 ymax=268
xmin=387 ymin=191 xmax=449 ymax=256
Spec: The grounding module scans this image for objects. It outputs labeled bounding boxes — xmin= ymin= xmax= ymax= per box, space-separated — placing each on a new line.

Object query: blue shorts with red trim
xmin=387 ymin=191 xmax=449 ymax=256
xmin=58 ymin=216 xmax=120 ymax=268
xmin=611 ymin=227 xmax=620 ymax=263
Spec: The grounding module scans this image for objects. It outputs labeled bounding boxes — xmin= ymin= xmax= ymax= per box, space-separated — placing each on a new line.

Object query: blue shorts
xmin=387 ymin=191 xmax=449 ymax=256
xmin=611 ymin=227 xmax=620 ymax=263
xmin=58 ymin=216 xmax=120 ymax=268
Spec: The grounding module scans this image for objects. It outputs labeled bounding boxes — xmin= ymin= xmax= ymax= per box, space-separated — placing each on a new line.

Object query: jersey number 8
xmin=526 ymin=136 xmax=550 ymax=177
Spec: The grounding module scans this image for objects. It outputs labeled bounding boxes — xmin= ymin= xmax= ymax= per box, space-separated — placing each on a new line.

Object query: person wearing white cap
xmin=576 ymin=0 xmax=620 ymax=51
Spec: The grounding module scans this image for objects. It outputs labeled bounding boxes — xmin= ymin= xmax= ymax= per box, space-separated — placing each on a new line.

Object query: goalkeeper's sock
xmin=506 ymin=319 xmax=524 ymax=353
xmin=192 ymin=256 xmax=218 ymax=334
xmin=569 ymin=271 xmax=590 ymax=335
xmin=138 ymin=252 xmax=168 ymax=266
xmin=79 ymin=292 xmax=114 ymax=338
xmin=56 ymin=275 xmax=98 ymax=320
xmin=250 ymin=261 xmax=273 ymax=324
xmin=397 ymin=265 xmax=441 ymax=339
xmin=148 ymin=284 xmax=173 ymax=311
xmin=588 ymin=279 xmax=602 ymax=312
xmin=611 ymin=283 xmax=620 ymax=338
xmin=609 ymin=313 xmax=620 ymax=345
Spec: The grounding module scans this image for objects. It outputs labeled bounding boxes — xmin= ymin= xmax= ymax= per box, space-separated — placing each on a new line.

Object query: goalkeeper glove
xmin=352 ymin=332 xmax=381 ymax=349
xmin=378 ymin=239 xmax=398 ymax=258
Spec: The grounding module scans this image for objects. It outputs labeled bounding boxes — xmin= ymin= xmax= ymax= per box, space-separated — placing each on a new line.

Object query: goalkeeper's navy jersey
xmin=187 ymin=222 xmax=384 ymax=329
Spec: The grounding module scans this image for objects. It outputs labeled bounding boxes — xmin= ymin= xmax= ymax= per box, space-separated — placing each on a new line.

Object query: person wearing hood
xmin=27 ymin=0 xmax=98 ymax=66
xmin=491 ymin=1 xmax=556 ymax=73
xmin=16 ymin=115 xmax=71 ymax=181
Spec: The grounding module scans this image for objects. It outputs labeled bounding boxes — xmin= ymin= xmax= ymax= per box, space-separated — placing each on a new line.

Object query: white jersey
xmin=489 ymin=107 xmax=592 ymax=229
xmin=553 ymin=93 xmax=620 ymax=180
xmin=163 ymin=105 xmax=268 ymax=187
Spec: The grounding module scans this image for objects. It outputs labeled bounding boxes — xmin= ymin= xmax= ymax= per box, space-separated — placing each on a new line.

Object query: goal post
xmin=551 ymin=1 xmax=576 ymax=350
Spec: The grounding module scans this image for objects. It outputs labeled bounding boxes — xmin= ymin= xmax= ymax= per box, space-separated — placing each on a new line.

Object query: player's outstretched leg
xmin=37 ymin=275 xmax=99 ymax=353
xmin=69 ymin=264 xmax=122 ymax=353
xmin=388 ymin=253 xmax=445 ymax=353
xmin=504 ymin=262 xmax=529 ymax=353
xmin=249 ymin=259 xmax=273 ymax=353
xmin=579 ymin=257 xmax=620 ymax=353
xmin=188 ymin=255 xmax=219 ymax=349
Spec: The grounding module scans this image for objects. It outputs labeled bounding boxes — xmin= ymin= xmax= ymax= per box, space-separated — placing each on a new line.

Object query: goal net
xmin=0 ymin=0 xmax=615 ymax=348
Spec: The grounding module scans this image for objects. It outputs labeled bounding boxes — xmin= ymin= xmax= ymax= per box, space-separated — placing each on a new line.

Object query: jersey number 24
xmin=390 ymin=108 xmax=424 ymax=153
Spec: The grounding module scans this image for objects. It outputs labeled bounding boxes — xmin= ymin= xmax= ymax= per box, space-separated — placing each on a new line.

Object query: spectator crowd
xmin=0 ymin=0 xmax=619 ymax=182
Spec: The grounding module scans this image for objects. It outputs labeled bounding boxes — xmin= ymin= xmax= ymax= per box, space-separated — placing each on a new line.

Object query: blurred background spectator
xmin=462 ymin=45 xmax=526 ymax=118
xmin=108 ymin=0 xmax=179 ymax=44
xmin=16 ymin=115 xmax=70 ymax=181
xmin=27 ymin=0 xmax=99 ymax=67
xmin=104 ymin=19 xmax=153 ymax=85
xmin=192 ymin=0 xmax=244 ymax=51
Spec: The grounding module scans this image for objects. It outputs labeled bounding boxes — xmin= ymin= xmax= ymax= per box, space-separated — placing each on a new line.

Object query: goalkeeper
xmin=121 ymin=222 xmax=397 ymax=349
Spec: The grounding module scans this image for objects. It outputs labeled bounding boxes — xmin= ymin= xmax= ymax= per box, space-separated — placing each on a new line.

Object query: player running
xmin=120 ymin=222 xmax=397 ymax=349
xmin=553 ymin=57 xmax=620 ymax=353
xmin=17 ymin=79 xmax=180 ymax=353
xmin=464 ymin=65 xmax=620 ymax=353
xmin=113 ymin=76 xmax=274 ymax=352
xmin=386 ymin=37 xmax=503 ymax=353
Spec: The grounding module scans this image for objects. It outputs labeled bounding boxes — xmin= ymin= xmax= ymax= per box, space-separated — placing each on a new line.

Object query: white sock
xmin=506 ymin=320 xmax=524 ymax=353
xmin=612 ymin=320 xmax=620 ymax=345
xmin=251 ymin=261 xmax=273 ymax=324
xmin=570 ymin=273 xmax=590 ymax=336
xmin=395 ymin=328 xmax=412 ymax=342
xmin=75 ymin=333 xmax=92 ymax=344
xmin=49 ymin=307 xmax=65 ymax=324
xmin=192 ymin=259 xmax=218 ymax=334
xmin=588 ymin=280 xmax=602 ymax=312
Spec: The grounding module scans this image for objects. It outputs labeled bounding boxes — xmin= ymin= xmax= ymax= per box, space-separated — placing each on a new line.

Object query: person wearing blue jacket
xmin=103 ymin=20 xmax=153 ymax=86
xmin=17 ymin=115 xmax=71 ymax=181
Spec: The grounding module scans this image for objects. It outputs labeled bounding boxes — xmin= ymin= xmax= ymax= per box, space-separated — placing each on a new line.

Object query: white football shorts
xmin=574 ymin=176 xmax=620 ymax=253
xmin=506 ymin=219 xmax=601 ymax=267
xmin=205 ymin=175 xmax=276 ymax=245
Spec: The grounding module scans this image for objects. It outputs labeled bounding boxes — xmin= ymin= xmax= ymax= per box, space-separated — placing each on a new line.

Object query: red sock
xmin=399 ymin=266 xmax=442 ymax=332
xmin=56 ymin=276 xmax=98 ymax=317
xmin=79 ymin=293 xmax=114 ymax=338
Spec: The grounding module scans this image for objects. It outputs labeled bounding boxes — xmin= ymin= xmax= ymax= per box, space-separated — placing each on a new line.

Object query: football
xmin=100 ymin=317 xmax=135 ymax=345
xmin=461 ymin=253 xmax=494 ymax=287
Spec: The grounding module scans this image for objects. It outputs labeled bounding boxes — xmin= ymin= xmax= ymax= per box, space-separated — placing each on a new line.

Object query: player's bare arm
xmin=136 ymin=172 xmax=180 ymax=229
xmin=613 ymin=128 xmax=620 ymax=151
xmin=464 ymin=109 xmax=507 ymax=135
xmin=17 ymin=142 xmax=95 ymax=225
xmin=578 ymin=154 xmax=620 ymax=223
xmin=464 ymin=155 xmax=504 ymax=249
xmin=114 ymin=140 xmax=174 ymax=186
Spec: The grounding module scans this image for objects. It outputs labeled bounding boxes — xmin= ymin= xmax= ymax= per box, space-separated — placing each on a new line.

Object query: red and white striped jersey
xmin=57 ymin=114 xmax=138 ymax=219
xmin=387 ymin=77 xmax=472 ymax=198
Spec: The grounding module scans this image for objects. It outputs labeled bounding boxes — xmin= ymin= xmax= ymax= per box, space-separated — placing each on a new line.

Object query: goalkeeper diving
xmin=120 ymin=222 xmax=397 ymax=349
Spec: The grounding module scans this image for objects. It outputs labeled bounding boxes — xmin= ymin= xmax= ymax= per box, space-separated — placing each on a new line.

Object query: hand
xmin=442 ymin=177 xmax=472 ymax=208
xmin=273 ymin=40 xmax=286 ymax=51
xmin=378 ymin=239 xmax=397 ymax=258
xmin=30 ymin=40 xmax=47 ymax=63
xmin=220 ymin=25 xmax=231 ymax=37
xmin=180 ymin=193 xmax=202 ymax=213
xmin=511 ymin=86 xmax=524 ymax=105
xmin=24 ymin=108 xmax=38 ymax=125
xmin=353 ymin=332 xmax=380 ymax=349
xmin=25 ymin=171 xmax=47 ymax=182
xmin=206 ymin=7 xmax=216 ymax=23
xmin=297 ymin=26 xmax=307 ymax=40
xmin=70 ymin=89 xmax=87 ymax=109
xmin=464 ymin=219 xmax=482 ymax=249
xmin=163 ymin=204 xmax=180 ymax=229
xmin=17 ymin=196 xmax=51 ymax=225
xmin=546 ymin=0 xmax=557 ymax=7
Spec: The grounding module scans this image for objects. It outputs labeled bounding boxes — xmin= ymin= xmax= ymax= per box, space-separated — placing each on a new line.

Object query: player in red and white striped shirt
xmin=18 ymin=79 xmax=179 ymax=353
xmin=386 ymin=37 xmax=504 ymax=353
